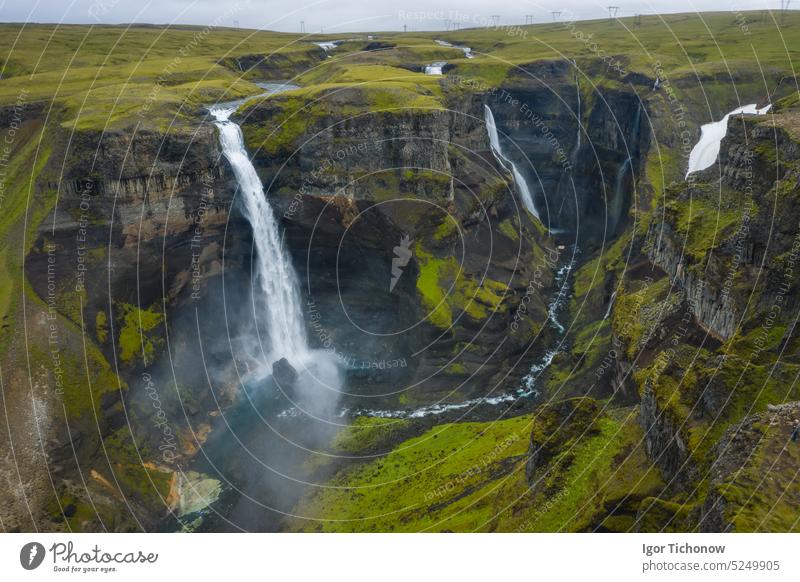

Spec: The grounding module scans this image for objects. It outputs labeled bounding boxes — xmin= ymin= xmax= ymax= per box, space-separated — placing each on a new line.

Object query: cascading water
xmin=210 ymin=105 xmax=309 ymax=366
xmin=520 ymin=251 xmax=577 ymax=393
xmin=424 ymin=62 xmax=447 ymax=75
xmin=574 ymin=73 xmax=581 ymax=149
xmin=209 ymin=101 xmax=344 ymax=418
xmin=484 ymin=105 xmax=540 ymax=220
xmin=434 ymin=39 xmax=474 ymax=58
xmin=603 ymin=290 xmax=617 ymax=320
xmin=609 ymin=104 xmax=641 ymax=235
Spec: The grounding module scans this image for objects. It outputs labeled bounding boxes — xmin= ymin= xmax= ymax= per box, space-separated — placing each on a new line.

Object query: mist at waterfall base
xmin=211 ymin=104 xmax=344 ymax=421
xmin=140 ymin=104 xmax=347 ymax=531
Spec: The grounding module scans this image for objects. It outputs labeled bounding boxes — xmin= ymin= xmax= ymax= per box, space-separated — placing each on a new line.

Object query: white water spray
xmin=210 ymin=106 xmax=309 ymax=365
xmin=484 ymin=105 xmax=540 ymax=220
xmin=424 ymin=61 xmax=447 ymax=75
xmin=575 ymin=74 xmax=581 ymax=149
xmin=434 ymin=39 xmax=474 ymax=58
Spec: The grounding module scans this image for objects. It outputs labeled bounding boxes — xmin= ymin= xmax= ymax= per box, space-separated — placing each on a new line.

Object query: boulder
xmin=272 ymin=358 xmax=298 ymax=389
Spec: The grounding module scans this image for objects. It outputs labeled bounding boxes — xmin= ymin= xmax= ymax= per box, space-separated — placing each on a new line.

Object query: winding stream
xmin=208 ymin=86 xmax=576 ymax=422
xmin=339 ymin=249 xmax=578 ymax=420
xmin=434 ymin=39 xmax=474 ymax=58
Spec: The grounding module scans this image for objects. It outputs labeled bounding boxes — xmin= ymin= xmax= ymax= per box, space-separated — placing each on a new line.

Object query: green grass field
xmin=1 ymin=12 xmax=798 ymax=132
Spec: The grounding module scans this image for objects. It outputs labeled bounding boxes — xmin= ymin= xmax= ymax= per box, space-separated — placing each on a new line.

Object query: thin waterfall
xmin=484 ymin=105 xmax=540 ymax=220
xmin=210 ymin=105 xmax=309 ymax=366
xmin=610 ymin=104 xmax=642 ymax=234
xmin=575 ymin=73 xmax=581 ymax=149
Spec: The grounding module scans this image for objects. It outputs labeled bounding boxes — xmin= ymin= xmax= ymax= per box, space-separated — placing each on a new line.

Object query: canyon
xmin=0 ymin=13 xmax=799 ymax=533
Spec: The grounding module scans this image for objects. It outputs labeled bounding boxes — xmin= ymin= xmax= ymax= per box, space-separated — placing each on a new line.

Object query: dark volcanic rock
xmin=272 ymin=358 xmax=298 ymax=389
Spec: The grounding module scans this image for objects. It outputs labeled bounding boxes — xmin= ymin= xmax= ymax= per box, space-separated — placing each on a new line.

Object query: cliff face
xmin=700 ymin=401 xmax=800 ymax=532
xmin=485 ymin=61 xmax=650 ymax=243
xmin=17 ymin=123 xmax=251 ymax=531
xmin=238 ymin=85 xmax=558 ymax=408
xmin=12 ymin=77 xmax=564 ymax=530
xmin=7 ymin=41 xmax=798 ymax=533
xmin=606 ymin=101 xmax=800 ymax=529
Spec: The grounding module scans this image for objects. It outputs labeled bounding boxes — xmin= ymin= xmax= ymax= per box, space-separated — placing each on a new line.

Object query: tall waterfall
xmin=210 ymin=105 xmax=309 ymax=366
xmin=574 ymin=73 xmax=581 ymax=149
xmin=484 ymin=105 xmax=540 ymax=220
xmin=609 ymin=105 xmax=642 ymax=235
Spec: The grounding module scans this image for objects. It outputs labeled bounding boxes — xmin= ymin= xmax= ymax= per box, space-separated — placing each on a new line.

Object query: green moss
xmin=101 ymin=428 xmax=173 ymax=506
xmin=332 ymin=417 xmax=413 ymax=454
xmin=288 ymin=414 xmax=532 ymax=532
xmin=95 ymin=311 xmax=108 ymax=343
xmin=714 ymin=425 xmax=800 ymax=533
xmin=291 ymin=400 xmax=666 ymax=532
xmin=498 ymin=219 xmax=520 ymax=241
xmin=664 ymin=195 xmax=744 ymax=263
xmin=446 ymin=362 xmax=467 ymax=374
xmin=0 ymin=127 xmax=53 ymax=351
xmin=636 ymin=497 xmax=695 ymax=532
xmin=415 ymin=246 xmax=454 ymax=328
xmin=117 ymin=303 xmax=164 ymax=364
xmin=434 ymin=216 xmax=459 ymax=241
xmin=415 ymin=244 xmax=508 ymax=329
xmin=528 ymin=417 xmax=625 ymax=531
xmin=612 ymin=276 xmax=676 ymax=359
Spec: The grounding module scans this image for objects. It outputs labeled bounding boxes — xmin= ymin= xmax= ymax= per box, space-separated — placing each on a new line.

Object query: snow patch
xmin=686 ymin=103 xmax=772 ymax=178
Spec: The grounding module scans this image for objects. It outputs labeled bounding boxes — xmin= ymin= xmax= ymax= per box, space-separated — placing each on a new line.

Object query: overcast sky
xmin=0 ymin=0 xmax=786 ymax=33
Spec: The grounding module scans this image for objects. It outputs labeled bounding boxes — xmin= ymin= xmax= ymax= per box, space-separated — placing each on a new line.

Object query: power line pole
xmin=781 ymin=0 xmax=791 ymax=23
xmin=403 ymin=24 xmax=407 ymax=33
xmin=525 ymin=15 xmax=534 ymax=25
xmin=634 ymin=13 xmax=642 ymax=26
xmin=300 ymin=20 xmax=305 ymax=33
xmin=607 ymin=6 xmax=619 ymax=23
xmin=491 ymin=14 xmax=500 ymax=28
xmin=552 ymin=11 xmax=561 ymax=22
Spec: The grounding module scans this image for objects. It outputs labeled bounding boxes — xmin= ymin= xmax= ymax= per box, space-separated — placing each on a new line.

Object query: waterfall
xmin=609 ymin=105 xmax=642 ymax=234
xmin=424 ymin=62 xmax=447 ymax=75
xmin=575 ymin=73 xmax=581 ymax=149
xmin=314 ymin=41 xmax=340 ymax=51
xmin=434 ymin=39 xmax=474 ymax=58
xmin=610 ymin=157 xmax=632 ymax=234
xmin=210 ymin=105 xmax=309 ymax=366
xmin=484 ymin=105 xmax=540 ymax=220
xmin=603 ymin=290 xmax=617 ymax=320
